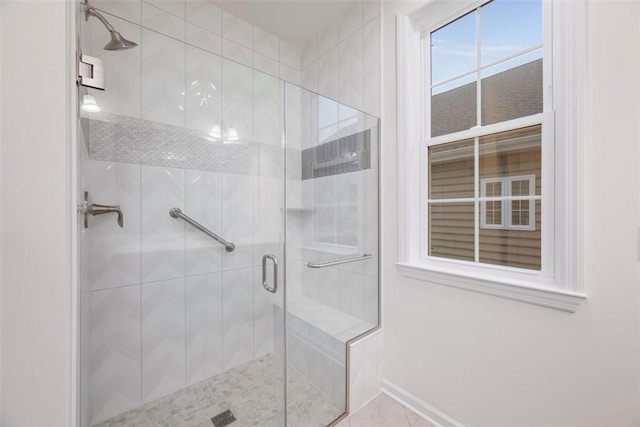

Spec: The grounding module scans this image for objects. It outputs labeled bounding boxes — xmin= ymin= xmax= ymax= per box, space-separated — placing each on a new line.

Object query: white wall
xmin=1 ymin=1 xmax=72 ymax=426
xmin=0 ymin=1 xmax=3 ymax=421
xmin=381 ymin=1 xmax=640 ymax=426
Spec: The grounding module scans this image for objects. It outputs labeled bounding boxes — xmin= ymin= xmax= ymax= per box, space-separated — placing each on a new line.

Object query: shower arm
xmin=84 ymin=3 xmax=116 ymax=33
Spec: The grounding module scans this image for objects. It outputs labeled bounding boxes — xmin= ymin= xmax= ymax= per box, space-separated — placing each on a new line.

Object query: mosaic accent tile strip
xmin=301 ymin=130 xmax=371 ymax=180
xmin=83 ymin=112 xmax=298 ymax=178
xmin=92 ymin=353 xmax=342 ymax=427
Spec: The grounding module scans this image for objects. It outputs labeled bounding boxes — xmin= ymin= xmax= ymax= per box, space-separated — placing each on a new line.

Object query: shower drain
xmin=211 ymin=409 xmax=237 ymax=427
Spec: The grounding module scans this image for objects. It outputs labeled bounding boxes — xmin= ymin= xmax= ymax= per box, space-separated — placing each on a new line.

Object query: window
xmin=309 ymin=97 xmax=370 ymax=250
xmin=426 ymin=1 xmax=546 ymax=271
xmin=396 ymin=0 xmax=587 ymax=311
xmin=480 ymin=174 xmax=536 ymax=230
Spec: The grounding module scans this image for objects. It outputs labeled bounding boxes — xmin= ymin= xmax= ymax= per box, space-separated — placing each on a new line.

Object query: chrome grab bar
xmin=306 ymin=253 xmax=371 ymax=269
xmin=169 ymin=207 xmax=235 ymax=252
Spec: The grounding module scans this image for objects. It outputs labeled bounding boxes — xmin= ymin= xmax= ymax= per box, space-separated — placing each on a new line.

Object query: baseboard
xmin=381 ymin=379 xmax=465 ymax=427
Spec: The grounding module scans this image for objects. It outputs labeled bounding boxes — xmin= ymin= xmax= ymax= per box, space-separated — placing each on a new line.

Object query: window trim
xmin=396 ymin=0 xmax=587 ymax=312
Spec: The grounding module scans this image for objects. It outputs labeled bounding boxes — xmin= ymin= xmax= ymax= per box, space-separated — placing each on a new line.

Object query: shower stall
xmin=76 ymin=1 xmax=380 ymax=426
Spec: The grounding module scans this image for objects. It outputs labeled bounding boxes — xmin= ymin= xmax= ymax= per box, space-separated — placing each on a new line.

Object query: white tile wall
xmin=363 ymin=168 xmax=379 ymax=278
xmin=142 ymin=2 xmax=185 ymax=41
xmin=222 ymin=11 xmax=253 ymax=49
xmin=363 ymin=17 xmax=382 ymax=117
xmin=222 ymin=267 xmax=254 ymax=369
xmin=223 ymin=38 xmax=253 ymax=68
xmin=286 ymin=258 xmax=303 ymax=297
xmin=253 ymin=71 xmax=282 ymax=146
xmin=279 ymin=40 xmax=302 ymax=70
xmin=141 ymin=29 xmax=186 ymax=127
xmin=88 ymin=14 xmax=141 ymax=119
xmin=318 ymin=22 xmax=338 ymax=57
xmin=309 ymin=340 xmax=334 ymax=398
xmin=141 ymin=165 xmax=185 ymax=283
xmin=185 ymin=45 xmax=223 ymax=135
xmin=363 ymin=0 xmax=381 ymax=24
xmin=301 ymin=62 xmax=319 ymax=93
xmin=256 ymin=175 xmax=283 ymax=240
xmin=254 ymin=27 xmax=280 ymax=61
xmin=350 ymin=331 xmax=381 ymax=413
xmin=332 ymin=338 xmax=347 ymax=409
xmin=253 ymin=266 xmax=277 ymax=358
xmin=339 ymin=269 xmax=365 ymax=320
xmin=141 ymin=278 xmax=186 ymax=402
xmin=144 ymin=0 xmax=185 ymax=19
xmin=300 ymin=92 xmax=319 ymax=151
xmin=185 ymin=170 xmax=223 ymax=276
xmin=288 ymin=315 xmax=310 ymax=378
xmin=222 ymin=59 xmax=253 ymax=142
xmin=185 ymin=0 xmax=222 ymax=34
xmin=301 ymin=37 xmax=318 ymax=70
xmin=279 ymin=63 xmax=301 ymax=85
xmin=317 ymin=48 xmax=339 ymax=101
xmin=222 ymin=173 xmax=255 ymax=269
xmin=253 ymin=52 xmax=280 ymax=77
xmin=338 ymin=30 xmax=363 ymax=111
xmin=338 ymin=1 xmax=363 ymax=43
xmin=363 ymin=275 xmax=379 ymax=325
xmin=186 ymin=21 xmax=222 ymax=54
xmin=82 ymin=160 xmax=141 ymax=291
xmin=92 ymin=0 xmax=142 ymax=24
xmin=90 ymin=286 xmax=141 ymax=425
xmin=285 ymin=85 xmax=304 ymax=150
xmin=186 ymin=273 xmax=223 ymax=385
xmin=316 ymin=266 xmax=340 ymax=309
xmin=300 ymin=0 xmax=381 ymax=117
xmin=89 ymin=0 xmax=377 ymax=118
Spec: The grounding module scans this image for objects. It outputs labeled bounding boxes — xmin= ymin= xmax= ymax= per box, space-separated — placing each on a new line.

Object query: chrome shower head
xmin=84 ymin=1 xmax=138 ymax=51
xmin=104 ymin=30 xmax=138 ymax=50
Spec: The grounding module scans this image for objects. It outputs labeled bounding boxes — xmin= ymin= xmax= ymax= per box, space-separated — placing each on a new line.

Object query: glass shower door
xmin=76 ymin=1 xmax=287 ymax=425
xmin=284 ymin=83 xmax=380 ymax=425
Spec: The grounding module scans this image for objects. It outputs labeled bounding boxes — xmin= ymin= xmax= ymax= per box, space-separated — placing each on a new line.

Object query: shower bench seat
xmin=273 ymin=295 xmax=376 ymax=407
xmin=275 ymin=295 xmax=375 ymax=343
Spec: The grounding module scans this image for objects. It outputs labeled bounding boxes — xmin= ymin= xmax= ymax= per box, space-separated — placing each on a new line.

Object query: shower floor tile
xmin=92 ymin=353 xmax=342 ymax=427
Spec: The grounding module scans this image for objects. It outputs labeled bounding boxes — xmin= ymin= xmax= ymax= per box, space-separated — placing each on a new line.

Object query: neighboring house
xmin=429 ymin=59 xmax=543 ymax=270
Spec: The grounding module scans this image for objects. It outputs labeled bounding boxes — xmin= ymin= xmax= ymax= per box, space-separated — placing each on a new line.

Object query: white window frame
xmin=396 ymin=0 xmax=587 ymax=312
xmin=480 ymin=175 xmax=536 ymax=231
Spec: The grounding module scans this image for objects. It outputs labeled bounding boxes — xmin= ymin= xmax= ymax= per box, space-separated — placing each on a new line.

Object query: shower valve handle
xmin=82 ymin=191 xmax=123 ymax=228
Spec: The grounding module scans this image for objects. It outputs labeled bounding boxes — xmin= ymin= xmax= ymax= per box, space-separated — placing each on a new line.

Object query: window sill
xmin=396 ymin=262 xmax=585 ymax=312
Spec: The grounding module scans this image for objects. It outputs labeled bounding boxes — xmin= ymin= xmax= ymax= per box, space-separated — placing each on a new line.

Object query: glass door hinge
xmin=77 ymin=54 xmax=104 ymax=90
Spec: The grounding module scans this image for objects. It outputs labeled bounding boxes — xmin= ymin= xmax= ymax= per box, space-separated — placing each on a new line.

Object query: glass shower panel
xmin=285 ymin=84 xmax=380 ymax=425
xmin=77 ymin=1 xmax=287 ymax=425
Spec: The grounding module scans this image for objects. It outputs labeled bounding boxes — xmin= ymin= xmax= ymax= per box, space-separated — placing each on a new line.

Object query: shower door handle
xmin=262 ymin=254 xmax=278 ymax=294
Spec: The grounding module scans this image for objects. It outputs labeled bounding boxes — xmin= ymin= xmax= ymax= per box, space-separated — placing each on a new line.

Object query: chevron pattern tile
xmin=222 ymin=268 xmax=254 ymax=370
xmin=141 ymin=165 xmax=185 ymax=283
xmin=186 ymin=273 xmax=223 ymax=385
xmin=185 ymin=170 xmax=224 ymax=276
xmin=81 ymin=159 xmax=141 ymax=291
xmin=90 ymin=286 xmax=141 ymax=425
xmin=141 ymin=278 xmax=186 ymax=403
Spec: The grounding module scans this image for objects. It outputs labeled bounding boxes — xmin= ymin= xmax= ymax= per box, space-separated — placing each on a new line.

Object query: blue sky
xmin=431 ymin=0 xmax=542 ymax=87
